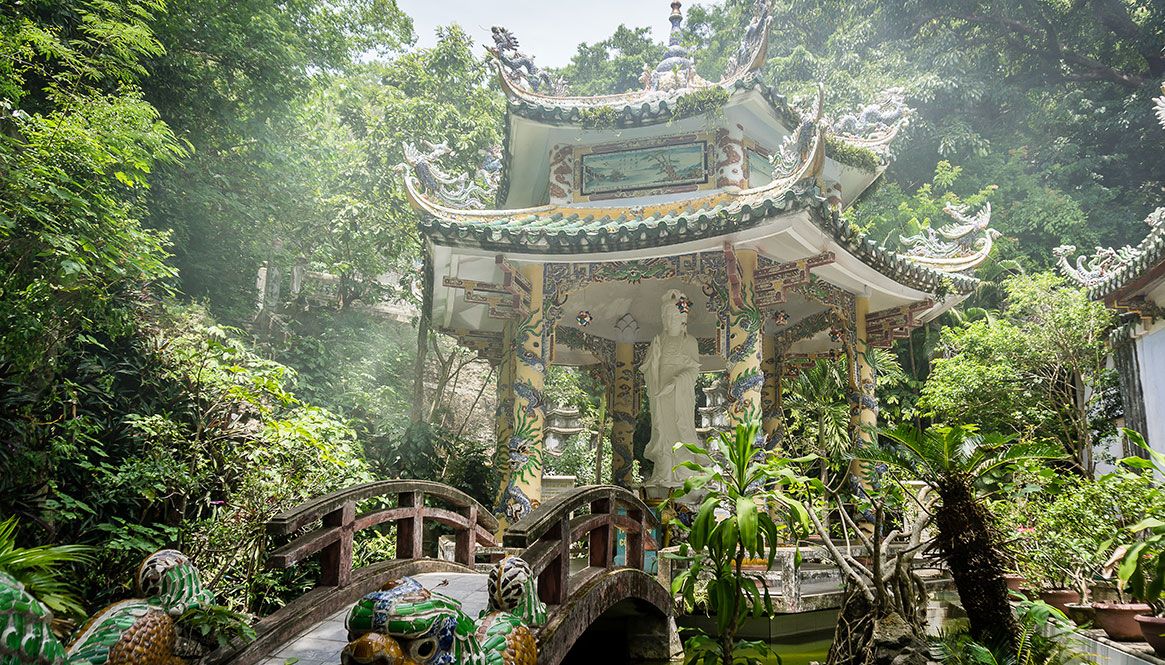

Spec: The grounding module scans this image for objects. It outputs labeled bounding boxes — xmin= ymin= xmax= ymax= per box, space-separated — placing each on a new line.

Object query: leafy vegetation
xmin=670 ymin=422 xmax=812 ymax=665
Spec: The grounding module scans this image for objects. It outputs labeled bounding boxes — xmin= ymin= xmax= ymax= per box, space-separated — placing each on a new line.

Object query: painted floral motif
xmin=772 ymin=309 xmax=789 ymax=326
xmin=675 ymin=295 xmax=693 ymax=313
xmin=575 ymin=311 xmax=592 ymax=327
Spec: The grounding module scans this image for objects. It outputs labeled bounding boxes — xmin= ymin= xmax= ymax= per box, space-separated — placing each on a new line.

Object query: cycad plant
xmin=0 ymin=517 xmax=94 ymax=619
xmin=858 ymin=424 xmax=1060 ymax=647
xmin=670 ymin=421 xmax=812 ymax=665
xmin=783 ymin=358 xmax=849 ymax=484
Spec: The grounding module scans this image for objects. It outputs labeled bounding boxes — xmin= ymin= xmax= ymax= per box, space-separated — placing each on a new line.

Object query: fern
xmin=0 ymin=517 xmax=95 ymax=619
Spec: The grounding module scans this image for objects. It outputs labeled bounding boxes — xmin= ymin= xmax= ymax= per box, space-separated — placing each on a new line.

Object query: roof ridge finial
xmin=669 ymin=1 xmax=683 ymax=46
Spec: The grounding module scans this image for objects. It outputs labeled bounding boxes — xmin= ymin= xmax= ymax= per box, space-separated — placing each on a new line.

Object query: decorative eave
xmin=411 ymin=132 xmax=976 ymax=297
xmin=1088 ymin=221 xmax=1165 ymax=302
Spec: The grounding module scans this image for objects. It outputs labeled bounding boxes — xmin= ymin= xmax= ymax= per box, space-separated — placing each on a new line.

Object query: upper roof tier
xmin=488 ymin=0 xmax=770 ymax=113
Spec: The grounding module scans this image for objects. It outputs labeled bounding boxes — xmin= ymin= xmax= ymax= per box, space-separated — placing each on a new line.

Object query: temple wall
xmin=1136 ymin=319 xmax=1165 ymax=467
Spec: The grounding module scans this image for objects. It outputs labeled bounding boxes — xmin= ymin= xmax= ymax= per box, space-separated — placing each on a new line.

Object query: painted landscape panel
xmin=579 ymin=141 xmax=708 ymax=196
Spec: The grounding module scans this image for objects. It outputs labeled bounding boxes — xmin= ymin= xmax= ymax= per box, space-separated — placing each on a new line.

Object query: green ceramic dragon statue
xmin=341 ymin=556 xmax=545 ymax=665
xmin=1 ymin=550 xmax=213 ymax=665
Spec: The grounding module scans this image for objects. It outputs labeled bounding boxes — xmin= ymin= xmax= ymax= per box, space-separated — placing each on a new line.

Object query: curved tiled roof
xmin=412 ymin=133 xmax=976 ymax=296
xmin=1089 ymin=221 xmax=1165 ymax=300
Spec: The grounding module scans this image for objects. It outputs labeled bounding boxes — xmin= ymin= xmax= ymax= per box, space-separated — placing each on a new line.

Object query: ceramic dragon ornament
xmin=487 ymin=27 xmax=567 ymax=96
xmin=1053 ymin=244 xmax=1141 ymax=287
xmin=396 ymin=141 xmax=497 ymax=210
xmin=901 ymin=202 xmax=999 ymax=273
xmin=1 ymin=550 xmax=214 ymax=665
xmin=341 ymin=556 xmax=545 ymax=665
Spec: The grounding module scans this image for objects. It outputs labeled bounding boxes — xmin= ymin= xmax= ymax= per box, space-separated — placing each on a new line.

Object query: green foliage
xmin=866 ymin=424 xmax=1061 ymax=645
xmin=0 ymin=517 xmax=94 ymax=620
xmin=578 ymin=106 xmax=621 ymax=130
xmin=1114 ymin=429 xmax=1165 ymax=612
xmin=554 ymin=25 xmax=666 ymax=96
xmin=931 ymin=597 xmax=1085 ymax=665
xmin=670 ymin=421 xmax=812 ymax=665
xmin=671 ymin=86 xmax=730 ymax=122
xmin=1000 ymin=469 xmax=1160 ymax=595
xmin=177 ymin=605 xmax=257 ymax=649
xmin=921 ymin=273 xmax=1114 ymax=472
xmin=823 ymin=134 xmax=879 ymax=171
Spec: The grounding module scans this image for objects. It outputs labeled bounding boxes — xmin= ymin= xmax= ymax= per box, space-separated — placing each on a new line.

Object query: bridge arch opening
xmin=560 ymin=597 xmax=675 ymax=665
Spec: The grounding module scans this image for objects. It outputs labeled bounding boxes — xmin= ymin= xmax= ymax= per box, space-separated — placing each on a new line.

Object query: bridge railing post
xmin=626 ymin=507 xmax=645 ymax=571
xmin=538 ymin=515 xmax=571 ymax=605
xmin=319 ymin=501 xmax=355 ymax=587
xmin=396 ymin=490 xmax=425 ymax=559
xmin=589 ymin=496 xmax=614 ymax=568
xmin=454 ymin=503 xmax=478 ymax=566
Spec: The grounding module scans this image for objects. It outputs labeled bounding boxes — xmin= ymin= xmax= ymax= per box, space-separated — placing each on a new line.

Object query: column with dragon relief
xmin=548 ymin=144 xmax=573 ymax=205
xmin=493 ymin=264 xmax=546 ymax=534
xmin=727 ymin=248 xmax=765 ymax=427
xmin=761 ymin=333 xmax=781 ymax=445
xmin=610 ymin=314 xmax=639 ymax=488
xmin=494 ymin=320 xmax=516 ymax=474
xmin=715 ymin=123 xmax=747 ymax=190
xmin=847 ymin=297 xmax=877 ymax=486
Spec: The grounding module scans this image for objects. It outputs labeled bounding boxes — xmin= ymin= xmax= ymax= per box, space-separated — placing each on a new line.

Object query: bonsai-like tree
xmin=858 ymin=424 xmax=1060 ymax=647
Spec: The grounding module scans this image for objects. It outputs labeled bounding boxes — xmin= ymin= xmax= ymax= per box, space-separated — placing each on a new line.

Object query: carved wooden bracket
xmin=1111 ymin=295 xmax=1160 ymax=323
xmin=754 ymin=251 xmax=835 ymax=308
xmin=865 ymin=299 xmax=933 ymax=348
xmin=441 ymin=254 xmax=532 ymax=319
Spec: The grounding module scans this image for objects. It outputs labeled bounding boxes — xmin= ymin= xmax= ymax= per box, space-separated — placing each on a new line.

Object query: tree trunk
xmin=935 ymin=479 xmax=1019 ymax=646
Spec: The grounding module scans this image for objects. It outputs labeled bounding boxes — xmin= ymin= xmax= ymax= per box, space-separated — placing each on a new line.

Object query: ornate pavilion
xmin=399 ymin=1 xmax=996 ymax=529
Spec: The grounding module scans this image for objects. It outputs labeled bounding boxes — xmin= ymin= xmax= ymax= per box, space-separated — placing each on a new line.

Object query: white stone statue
xmin=641 ymin=289 xmax=703 ymax=491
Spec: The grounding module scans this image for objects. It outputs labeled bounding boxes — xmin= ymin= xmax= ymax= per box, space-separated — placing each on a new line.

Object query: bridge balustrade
xmin=266 ymin=479 xmax=498 ymax=586
xmin=503 ymin=484 xmax=659 ymax=605
xmin=218 ymin=480 xmax=498 ymax=665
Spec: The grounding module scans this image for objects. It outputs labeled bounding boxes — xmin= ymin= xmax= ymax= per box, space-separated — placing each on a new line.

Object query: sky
xmin=395 ymin=0 xmax=727 ymax=68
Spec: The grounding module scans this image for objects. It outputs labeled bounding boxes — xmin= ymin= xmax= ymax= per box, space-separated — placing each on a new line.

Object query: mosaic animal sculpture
xmin=341 ymin=556 xmax=545 ymax=665
xmin=396 ymin=141 xmax=494 ymax=210
xmin=901 ymin=202 xmax=999 ymax=272
xmin=1053 ymin=243 xmax=1140 ymax=287
xmin=831 ymin=88 xmax=908 ymax=138
xmin=1 ymin=550 xmax=213 ymax=665
xmin=488 ymin=27 xmax=566 ymax=95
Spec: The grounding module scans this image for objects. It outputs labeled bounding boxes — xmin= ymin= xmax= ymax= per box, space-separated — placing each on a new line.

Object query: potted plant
xmin=1114 ymin=430 xmax=1165 ymax=652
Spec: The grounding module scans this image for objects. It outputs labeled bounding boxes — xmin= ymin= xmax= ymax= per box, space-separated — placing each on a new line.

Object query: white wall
xmin=1136 ymin=319 xmax=1165 ymax=461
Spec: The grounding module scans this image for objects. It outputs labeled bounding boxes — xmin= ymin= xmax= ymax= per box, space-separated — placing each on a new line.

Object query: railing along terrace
xmin=503 ymin=485 xmax=659 ymax=605
xmin=265 ymin=479 xmax=499 ymax=586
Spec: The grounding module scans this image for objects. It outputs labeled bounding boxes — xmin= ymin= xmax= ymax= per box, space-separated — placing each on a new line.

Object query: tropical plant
xmin=1114 ymin=429 xmax=1165 ymax=614
xmin=669 ymin=421 xmax=812 ymax=665
xmin=931 ymin=597 xmax=1086 ymax=665
xmin=0 ymin=517 xmax=94 ymax=620
xmin=860 ymin=424 xmax=1061 ymax=646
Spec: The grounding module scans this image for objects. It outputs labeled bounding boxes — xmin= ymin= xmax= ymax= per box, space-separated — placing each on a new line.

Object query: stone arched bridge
xmin=211 ymin=480 xmax=679 ymax=665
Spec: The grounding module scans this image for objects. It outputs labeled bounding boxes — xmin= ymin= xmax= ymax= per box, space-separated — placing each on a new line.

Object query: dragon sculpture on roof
xmin=1055 ymin=207 xmax=1163 ymax=287
xmin=1054 ymin=244 xmax=1141 ymax=287
xmin=396 ymin=141 xmax=496 ymax=210
xmin=488 ymin=27 xmax=568 ymax=96
xmin=901 ymin=202 xmax=999 ymax=273
xmin=830 ymin=88 xmax=908 ymax=141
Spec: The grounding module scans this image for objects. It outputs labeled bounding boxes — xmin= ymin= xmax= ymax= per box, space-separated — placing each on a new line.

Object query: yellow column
xmin=611 ymin=342 xmax=636 ymax=488
xmin=848 ymin=296 xmax=876 ymax=482
xmin=761 ymin=333 xmax=780 ymax=445
xmin=493 ymin=320 xmax=516 ymax=473
xmin=494 ymin=264 xmax=546 ymax=533
xmin=728 ymin=249 xmax=764 ymax=427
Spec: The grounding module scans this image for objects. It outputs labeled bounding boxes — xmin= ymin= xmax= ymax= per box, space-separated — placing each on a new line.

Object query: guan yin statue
xmin=341 ymin=556 xmax=545 ymax=665
xmin=640 ymin=289 xmax=703 ymax=495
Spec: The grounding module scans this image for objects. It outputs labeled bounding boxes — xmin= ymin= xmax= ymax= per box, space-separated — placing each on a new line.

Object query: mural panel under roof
xmin=574 ymin=135 xmax=712 ymax=201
